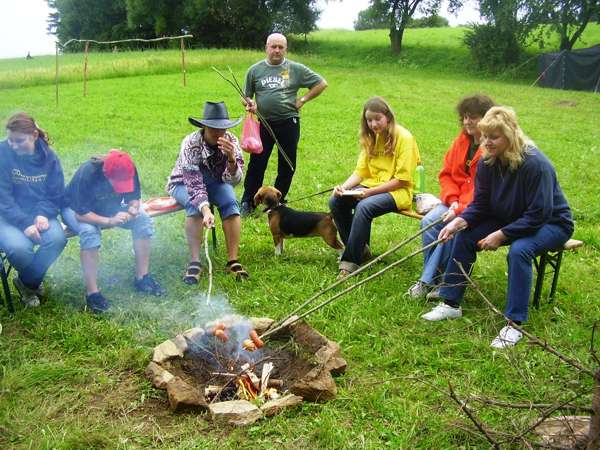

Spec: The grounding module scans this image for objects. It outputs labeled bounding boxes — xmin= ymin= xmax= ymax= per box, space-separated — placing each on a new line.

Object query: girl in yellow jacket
xmin=329 ymin=97 xmax=420 ymax=278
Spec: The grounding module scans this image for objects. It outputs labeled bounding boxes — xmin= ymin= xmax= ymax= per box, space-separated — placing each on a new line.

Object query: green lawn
xmin=1 ymin=27 xmax=599 ymax=449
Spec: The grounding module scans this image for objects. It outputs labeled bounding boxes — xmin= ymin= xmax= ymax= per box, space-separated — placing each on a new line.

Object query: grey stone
xmin=166 ymin=377 xmax=206 ymax=411
xmin=249 ymin=317 xmax=275 ymax=334
xmin=209 ymin=400 xmax=263 ymax=426
xmin=260 ymin=394 xmax=303 ymax=416
xmin=315 ymin=341 xmax=347 ymax=375
xmin=145 ymin=361 xmax=174 ymax=389
xmin=152 ymin=339 xmax=184 ymax=364
xmin=290 ymin=366 xmax=337 ymax=402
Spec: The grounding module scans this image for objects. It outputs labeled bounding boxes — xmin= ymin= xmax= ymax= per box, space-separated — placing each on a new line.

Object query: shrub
xmin=464 ymin=23 xmax=523 ymax=72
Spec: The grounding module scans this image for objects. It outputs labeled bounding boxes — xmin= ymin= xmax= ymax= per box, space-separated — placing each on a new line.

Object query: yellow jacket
xmin=354 ymin=124 xmax=420 ymax=210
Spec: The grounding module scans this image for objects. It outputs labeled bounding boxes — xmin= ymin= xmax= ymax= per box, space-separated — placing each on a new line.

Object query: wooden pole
xmin=180 ymin=37 xmax=187 ymax=87
xmin=83 ymin=41 xmax=90 ymax=97
xmin=55 ymin=42 xmax=59 ymax=107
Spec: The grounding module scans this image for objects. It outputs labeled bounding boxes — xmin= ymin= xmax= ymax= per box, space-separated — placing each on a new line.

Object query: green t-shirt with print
xmin=244 ymin=58 xmax=323 ymax=122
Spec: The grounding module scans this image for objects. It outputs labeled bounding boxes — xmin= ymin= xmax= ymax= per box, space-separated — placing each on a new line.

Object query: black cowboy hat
xmin=188 ymin=101 xmax=242 ymax=129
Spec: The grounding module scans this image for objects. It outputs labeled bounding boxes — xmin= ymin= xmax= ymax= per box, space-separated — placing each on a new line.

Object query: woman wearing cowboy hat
xmin=166 ymin=101 xmax=249 ymax=282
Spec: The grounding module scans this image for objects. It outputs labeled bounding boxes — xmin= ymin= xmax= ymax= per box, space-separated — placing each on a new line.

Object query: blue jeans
xmin=438 ymin=219 xmax=572 ymax=322
xmin=0 ymin=216 xmax=67 ymax=289
xmin=61 ymin=207 xmax=154 ymax=250
xmin=419 ymin=203 xmax=455 ymax=285
xmin=329 ymin=191 xmax=397 ymax=268
xmin=170 ymin=168 xmax=239 ymax=219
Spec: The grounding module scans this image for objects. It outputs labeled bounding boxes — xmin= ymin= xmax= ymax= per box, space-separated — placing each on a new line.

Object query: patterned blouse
xmin=166 ymin=130 xmax=244 ymax=211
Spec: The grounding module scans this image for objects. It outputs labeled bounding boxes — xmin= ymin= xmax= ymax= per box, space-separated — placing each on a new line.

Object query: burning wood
xmin=147 ymin=316 xmax=346 ymax=423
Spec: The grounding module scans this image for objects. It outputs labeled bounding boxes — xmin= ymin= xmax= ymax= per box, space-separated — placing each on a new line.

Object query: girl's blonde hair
xmin=6 ymin=112 xmax=49 ymax=144
xmin=360 ymin=97 xmax=397 ymax=157
xmin=478 ymin=106 xmax=533 ymax=171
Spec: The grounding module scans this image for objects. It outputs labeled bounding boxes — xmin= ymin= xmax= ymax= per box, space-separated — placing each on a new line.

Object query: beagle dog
xmin=253 ymin=186 xmax=343 ymax=256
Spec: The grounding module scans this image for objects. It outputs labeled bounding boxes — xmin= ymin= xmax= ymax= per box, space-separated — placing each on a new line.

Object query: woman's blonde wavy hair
xmin=359 ymin=97 xmax=397 ymax=157
xmin=478 ymin=106 xmax=533 ymax=171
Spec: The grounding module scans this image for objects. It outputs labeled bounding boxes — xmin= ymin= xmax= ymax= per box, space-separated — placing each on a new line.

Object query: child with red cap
xmin=62 ymin=150 xmax=165 ymax=313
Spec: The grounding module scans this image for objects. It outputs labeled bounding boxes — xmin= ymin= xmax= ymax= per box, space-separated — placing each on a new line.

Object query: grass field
xmin=1 ymin=27 xmax=599 ymax=449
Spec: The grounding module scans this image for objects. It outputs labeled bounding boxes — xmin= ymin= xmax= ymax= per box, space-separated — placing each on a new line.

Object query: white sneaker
xmin=407 ymin=281 xmax=430 ymax=299
xmin=421 ymin=302 xmax=462 ymax=321
xmin=426 ymin=288 xmax=441 ymax=301
xmin=490 ymin=325 xmax=523 ymax=348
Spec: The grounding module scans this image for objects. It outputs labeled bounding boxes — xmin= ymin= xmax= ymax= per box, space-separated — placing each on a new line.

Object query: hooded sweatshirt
xmin=0 ymin=139 xmax=65 ymax=231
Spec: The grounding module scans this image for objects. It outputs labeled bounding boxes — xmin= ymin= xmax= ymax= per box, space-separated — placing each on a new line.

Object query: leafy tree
xmin=353 ymin=0 xmax=462 ymax=53
xmin=407 ymin=14 xmax=449 ymax=27
xmin=464 ymin=0 xmax=531 ymax=70
xmin=354 ymin=0 xmax=389 ymax=30
xmin=48 ymin=0 xmax=322 ymax=49
xmin=528 ymin=0 xmax=600 ymax=50
xmin=47 ymin=0 xmax=129 ymax=46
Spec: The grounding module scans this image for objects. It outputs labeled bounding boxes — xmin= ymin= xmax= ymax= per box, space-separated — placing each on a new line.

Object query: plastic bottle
xmin=414 ymin=164 xmax=425 ymax=194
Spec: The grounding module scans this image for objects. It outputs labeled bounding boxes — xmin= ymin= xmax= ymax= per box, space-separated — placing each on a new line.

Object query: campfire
xmin=146 ymin=315 xmax=346 ymax=425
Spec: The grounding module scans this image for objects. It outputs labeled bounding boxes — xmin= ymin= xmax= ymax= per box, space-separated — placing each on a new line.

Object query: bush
xmin=464 ymin=23 xmax=523 ymax=72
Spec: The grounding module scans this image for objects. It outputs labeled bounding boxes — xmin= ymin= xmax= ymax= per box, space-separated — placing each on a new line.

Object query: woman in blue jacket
xmin=421 ymin=106 xmax=573 ymax=349
xmin=0 ymin=112 xmax=67 ymax=307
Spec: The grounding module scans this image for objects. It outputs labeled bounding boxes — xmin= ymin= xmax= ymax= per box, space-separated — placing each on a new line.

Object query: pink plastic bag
xmin=241 ymin=113 xmax=263 ymax=154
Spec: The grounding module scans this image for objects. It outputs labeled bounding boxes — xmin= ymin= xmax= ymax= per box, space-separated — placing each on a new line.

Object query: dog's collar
xmin=263 ymin=203 xmax=283 ymax=214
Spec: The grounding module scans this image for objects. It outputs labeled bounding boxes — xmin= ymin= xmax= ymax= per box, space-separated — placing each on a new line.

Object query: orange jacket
xmin=438 ymin=131 xmax=483 ymax=215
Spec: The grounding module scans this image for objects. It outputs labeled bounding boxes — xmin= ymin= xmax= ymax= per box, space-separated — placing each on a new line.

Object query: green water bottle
xmin=414 ymin=164 xmax=425 ymax=194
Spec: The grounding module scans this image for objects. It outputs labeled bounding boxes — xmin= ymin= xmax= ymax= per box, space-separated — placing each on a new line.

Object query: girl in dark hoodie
xmin=0 ymin=112 xmax=67 ymax=307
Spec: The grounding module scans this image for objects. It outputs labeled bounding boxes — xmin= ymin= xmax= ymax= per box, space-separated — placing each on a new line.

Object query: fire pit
xmin=146 ymin=315 xmax=346 ymax=425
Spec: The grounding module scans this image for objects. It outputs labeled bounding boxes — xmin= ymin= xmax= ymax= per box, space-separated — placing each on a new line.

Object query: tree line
xmin=353 ymin=0 xmax=599 ymax=70
xmin=46 ymin=0 xmax=320 ymax=50
xmin=47 ymin=0 xmax=598 ymax=71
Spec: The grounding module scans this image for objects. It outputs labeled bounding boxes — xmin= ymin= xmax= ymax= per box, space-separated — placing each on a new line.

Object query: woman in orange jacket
xmin=407 ymin=94 xmax=495 ymax=299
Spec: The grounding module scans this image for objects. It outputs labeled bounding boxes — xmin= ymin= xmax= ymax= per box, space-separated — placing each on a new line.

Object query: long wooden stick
xmin=212 ymin=66 xmax=294 ymax=172
xmin=262 ymin=216 xmax=444 ymax=339
xmin=180 ymin=37 xmax=187 ymax=87
xmin=261 ymin=236 xmax=445 ymax=340
xmin=83 ymin=41 xmax=90 ymax=97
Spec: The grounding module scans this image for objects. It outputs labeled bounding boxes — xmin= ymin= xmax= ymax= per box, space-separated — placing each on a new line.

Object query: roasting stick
xmin=262 ymin=216 xmax=445 ymax=338
xmin=259 ymin=236 xmax=451 ymax=341
xmin=204 ymin=228 xmax=213 ymax=305
xmin=212 ymin=66 xmax=295 ymax=172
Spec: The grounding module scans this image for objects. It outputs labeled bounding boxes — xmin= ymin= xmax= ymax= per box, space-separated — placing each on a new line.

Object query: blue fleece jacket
xmin=0 ymin=139 xmax=65 ymax=231
xmin=65 ymin=157 xmax=141 ymax=218
xmin=460 ymin=146 xmax=573 ymax=240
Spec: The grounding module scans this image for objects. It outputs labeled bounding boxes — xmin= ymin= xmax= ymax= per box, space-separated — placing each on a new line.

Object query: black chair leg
xmin=548 ymin=251 xmax=564 ymax=303
xmin=1 ymin=254 xmax=15 ymax=314
xmin=532 ymin=253 xmax=548 ymax=310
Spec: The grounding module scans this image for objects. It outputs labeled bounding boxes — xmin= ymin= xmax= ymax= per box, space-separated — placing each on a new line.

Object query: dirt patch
xmin=556 ymin=100 xmax=578 ymax=107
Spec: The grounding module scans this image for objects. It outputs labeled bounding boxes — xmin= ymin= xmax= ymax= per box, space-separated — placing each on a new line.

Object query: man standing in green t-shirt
xmin=241 ymin=33 xmax=328 ymax=215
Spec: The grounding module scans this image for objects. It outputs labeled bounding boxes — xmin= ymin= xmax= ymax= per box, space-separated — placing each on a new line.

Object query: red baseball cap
xmin=103 ymin=149 xmax=135 ymax=193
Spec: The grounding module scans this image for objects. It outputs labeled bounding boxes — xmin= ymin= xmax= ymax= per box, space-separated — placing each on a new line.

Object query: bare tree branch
xmin=469 ymin=396 xmax=593 ymax=414
xmin=447 ymin=381 xmax=501 ymax=449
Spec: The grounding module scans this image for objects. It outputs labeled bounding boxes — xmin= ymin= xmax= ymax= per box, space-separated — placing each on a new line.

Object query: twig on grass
xmin=204 ymin=228 xmax=213 ymax=306
xmin=456 ymin=261 xmax=596 ymax=378
xmin=447 ymin=381 xmax=501 ymax=449
xmin=468 ymin=395 xmax=593 ymax=414
xmin=505 ymin=391 xmax=588 ymax=444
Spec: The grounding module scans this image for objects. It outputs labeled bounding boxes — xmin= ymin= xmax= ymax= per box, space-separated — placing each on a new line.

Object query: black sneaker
xmin=86 ymin=292 xmax=111 ymax=314
xmin=240 ymin=201 xmax=255 ymax=217
xmin=134 ymin=273 xmax=166 ymax=296
xmin=13 ymin=276 xmax=40 ymax=308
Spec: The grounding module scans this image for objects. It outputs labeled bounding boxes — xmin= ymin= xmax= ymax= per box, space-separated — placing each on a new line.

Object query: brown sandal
xmin=183 ymin=261 xmax=204 ymax=285
xmin=226 ymin=260 xmax=249 ymax=280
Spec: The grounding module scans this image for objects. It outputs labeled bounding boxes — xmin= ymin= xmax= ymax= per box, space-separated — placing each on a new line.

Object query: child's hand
xmin=333 ymin=185 xmax=345 ymax=197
